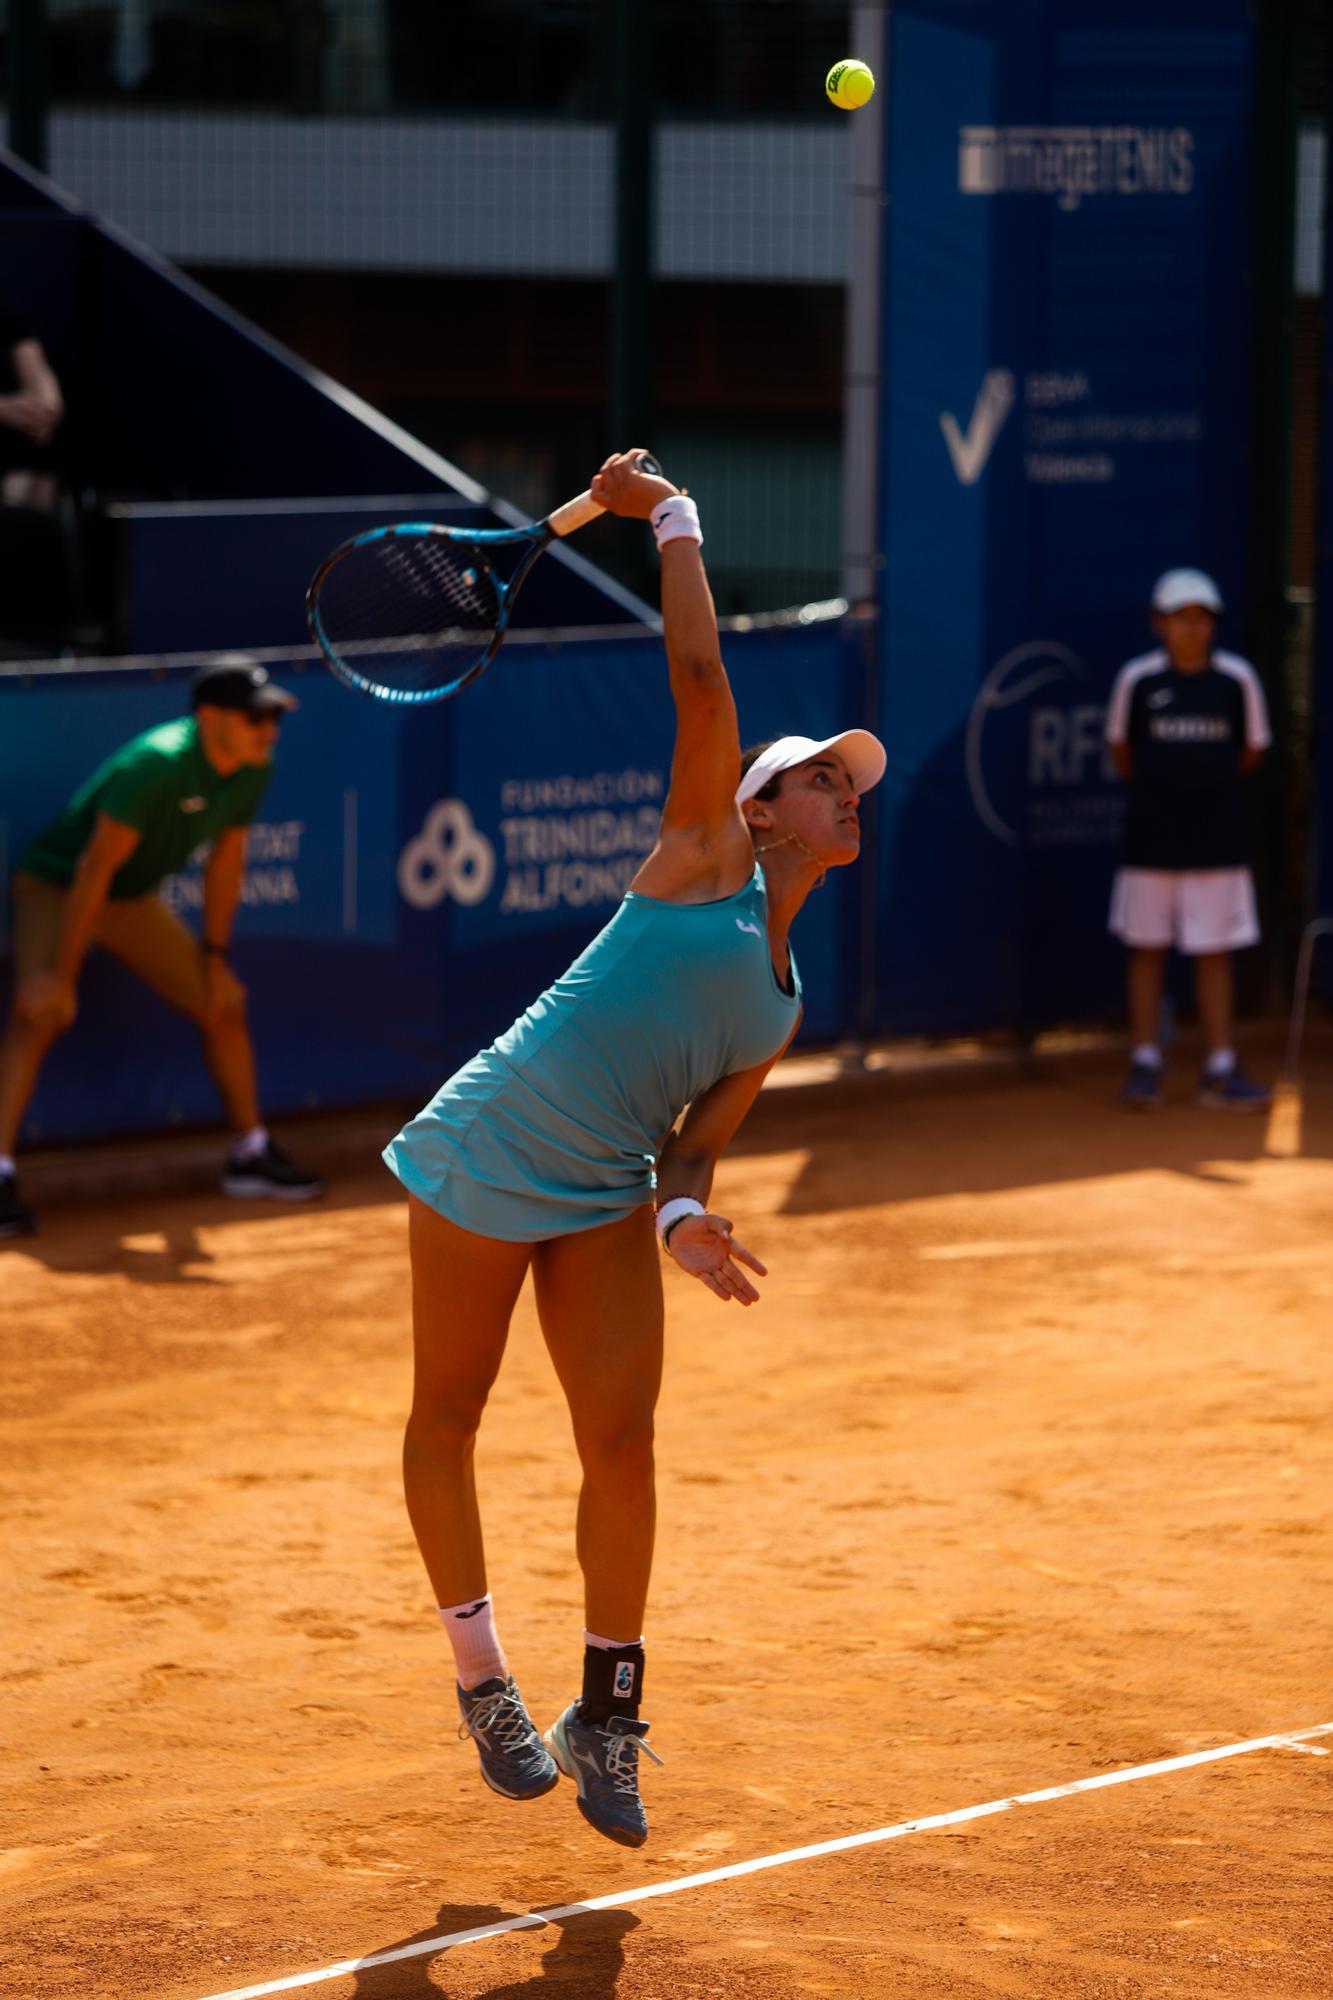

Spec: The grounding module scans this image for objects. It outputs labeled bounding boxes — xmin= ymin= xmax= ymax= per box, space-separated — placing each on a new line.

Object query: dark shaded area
xmin=348 ymin=1904 xmax=639 ymax=1999
xmin=3 ymin=2 xmax=852 ymax=119
xmin=728 ymin=1030 xmax=1333 ymax=1216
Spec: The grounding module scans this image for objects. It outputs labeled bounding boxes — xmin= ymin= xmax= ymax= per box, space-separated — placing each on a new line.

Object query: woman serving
xmin=385 ymin=450 xmax=886 ymax=1847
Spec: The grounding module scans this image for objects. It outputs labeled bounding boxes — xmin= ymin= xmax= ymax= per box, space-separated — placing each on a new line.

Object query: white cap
xmin=1151 ymin=567 xmax=1224 ymax=615
xmin=736 ymin=730 xmax=887 ymax=805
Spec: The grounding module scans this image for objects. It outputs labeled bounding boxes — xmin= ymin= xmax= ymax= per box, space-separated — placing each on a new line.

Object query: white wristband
xmin=655 ymin=1196 xmax=705 ymax=1251
xmin=650 ymin=495 xmax=702 ymax=549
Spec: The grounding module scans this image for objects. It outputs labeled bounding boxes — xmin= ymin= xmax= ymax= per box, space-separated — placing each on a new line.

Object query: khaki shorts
xmin=11 ymin=870 xmax=211 ymax=1018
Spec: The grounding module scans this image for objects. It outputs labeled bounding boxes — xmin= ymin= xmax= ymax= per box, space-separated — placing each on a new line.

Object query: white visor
xmin=1151 ymin=567 xmax=1224 ymax=615
xmin=736 ymin=730 xmax=887 ymax=805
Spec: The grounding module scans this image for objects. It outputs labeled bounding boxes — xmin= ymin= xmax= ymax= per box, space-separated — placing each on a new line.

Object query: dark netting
xmin=312 ymin=532 xmax=503 ymax=700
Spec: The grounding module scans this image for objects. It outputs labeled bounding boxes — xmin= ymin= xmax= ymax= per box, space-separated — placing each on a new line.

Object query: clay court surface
xmin=4 ymin=1036 xmax=1333 ymax=2000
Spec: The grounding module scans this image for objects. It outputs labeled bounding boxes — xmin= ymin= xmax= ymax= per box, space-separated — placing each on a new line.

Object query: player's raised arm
xmin=590 ymin=450 xmax=751 ymax=898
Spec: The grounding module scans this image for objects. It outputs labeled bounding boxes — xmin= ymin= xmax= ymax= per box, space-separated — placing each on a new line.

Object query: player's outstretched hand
xmin=590 ymin=449 xmax=678 ymax=521
xmin=667 ymin=1210 xmax=767 ymax=1306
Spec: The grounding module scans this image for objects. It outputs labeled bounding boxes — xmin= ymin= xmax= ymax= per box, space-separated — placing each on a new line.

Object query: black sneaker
xmin=1119 ymin=1060 xmax=1165 ymax=1113
xmin=1197 ymin=1065 xmax=1272 ymax=1112
xmin=222 ymin=1139 xmax=326 ymax=1202
xmin=0 ymin=1173 xmax=37 ymax=1238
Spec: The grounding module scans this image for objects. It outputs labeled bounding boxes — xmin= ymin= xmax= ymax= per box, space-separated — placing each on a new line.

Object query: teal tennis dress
xmin=384 ymin=863 xmax=801 ymax=1240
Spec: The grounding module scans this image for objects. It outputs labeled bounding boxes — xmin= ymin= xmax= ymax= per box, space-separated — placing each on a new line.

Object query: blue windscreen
xmin=874 ymin=1 xmax=1255 ymax=1035
xmin=1 ymin=622 xmax=862 ymax=1142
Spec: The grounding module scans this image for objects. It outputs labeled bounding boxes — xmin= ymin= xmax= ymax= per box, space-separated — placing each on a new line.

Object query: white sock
xmin=0 ymin=1154 xmax=15 ymax=1179
xmin=1131 ymin=1044 xmax=1163 ymax=1069
xmin=1205 ymin=1048 xmax=1236 ymax=1078
xmin=439 ymin=1593 xmax=507 ymax=1690
xmin=584 ymin=1628 xmax=644 ymax=1650
xmin=229 ymin=1125 xmax=269 ymax=1163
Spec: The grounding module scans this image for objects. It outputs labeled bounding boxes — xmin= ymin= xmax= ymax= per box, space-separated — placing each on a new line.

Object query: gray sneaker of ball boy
xmin=545 ymin=1701 xmax=664 ymax=1847
xmin=456 ymin=1676 xmax=559 ymax=1800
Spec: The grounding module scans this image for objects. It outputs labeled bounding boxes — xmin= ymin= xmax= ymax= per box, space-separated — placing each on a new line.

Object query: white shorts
xmin=1108 ymin=867 xmax=1260 ymax=954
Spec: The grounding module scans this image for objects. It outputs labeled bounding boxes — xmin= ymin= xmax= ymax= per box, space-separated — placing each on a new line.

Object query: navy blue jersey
xmin=1104 ymin=649 xmax=1270 ymax=870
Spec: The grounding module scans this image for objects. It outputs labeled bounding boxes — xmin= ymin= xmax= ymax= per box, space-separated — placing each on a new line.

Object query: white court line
xmin=198 ymin=1720 xmax=1333 ymax=2000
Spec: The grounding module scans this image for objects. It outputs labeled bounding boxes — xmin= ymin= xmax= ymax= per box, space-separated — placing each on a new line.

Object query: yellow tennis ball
xmin=826 ymin=58 xmax=875 ymax=110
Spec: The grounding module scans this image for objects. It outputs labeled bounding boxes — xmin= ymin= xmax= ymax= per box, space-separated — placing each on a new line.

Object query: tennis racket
xmin=306 ymin=452 xmax=663 ymax=704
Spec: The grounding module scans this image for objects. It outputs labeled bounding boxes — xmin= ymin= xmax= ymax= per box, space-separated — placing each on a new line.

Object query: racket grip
xmin=547 ymin=490 xmax=605 ymax=539
xmin=546 ymin=452 xmax=665 ymax=540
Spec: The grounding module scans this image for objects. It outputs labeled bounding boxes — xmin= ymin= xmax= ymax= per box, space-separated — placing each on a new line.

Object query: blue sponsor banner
xmin=1 ymin=624 xmax=863 ymax=1143
xmin=1319 ymin=232 xmax=1333 ymax=1001
xmin=877 ymin=1 xmax=1254 ymax=1033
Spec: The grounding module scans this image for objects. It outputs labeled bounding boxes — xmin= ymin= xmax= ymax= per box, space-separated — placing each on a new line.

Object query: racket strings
xmin=315 ymin=534 xmax=503 ymax=697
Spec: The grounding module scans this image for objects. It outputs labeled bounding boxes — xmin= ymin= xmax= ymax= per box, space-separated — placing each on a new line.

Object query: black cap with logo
xmin=191 ymin=658 xmax=299 ymax=717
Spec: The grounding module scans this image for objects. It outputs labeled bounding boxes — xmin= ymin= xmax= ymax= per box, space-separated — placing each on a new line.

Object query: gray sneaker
xmin=545 ymin=1701 xmax=663 ymax=1848
xmin=456 ymin=1676 xmax=559 ymax=1800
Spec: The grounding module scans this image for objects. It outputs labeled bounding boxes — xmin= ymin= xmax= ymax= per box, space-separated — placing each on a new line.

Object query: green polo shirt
xmin=21 ymin=717 xmax=272 ymax=901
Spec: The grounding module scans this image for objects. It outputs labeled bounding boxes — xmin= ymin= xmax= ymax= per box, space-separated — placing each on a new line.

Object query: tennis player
xmin=384 ymin=449 xmax=885 ymax=1847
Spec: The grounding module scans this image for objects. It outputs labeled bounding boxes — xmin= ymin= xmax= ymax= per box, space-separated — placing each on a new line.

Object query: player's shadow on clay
xmin=350 ymin=1905 xmax=639 ymax=1998
xmin=6 ymin=1219 xmax=221 ymax=1284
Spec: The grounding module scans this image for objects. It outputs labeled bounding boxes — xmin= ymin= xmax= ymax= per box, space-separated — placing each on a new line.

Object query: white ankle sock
xmin=230 ymin=1125 xmax=269 ymax=1163
xmin=1205 ymin=1048 xmax=1236 ymax=1078
xmin=439 ymin=1593 xmax=506 ymax=1690
xmin=1131 ymin=1044 xmax=1163 ymax=1069
xmin=0 ymin=1154 xmax=15 ymax=1179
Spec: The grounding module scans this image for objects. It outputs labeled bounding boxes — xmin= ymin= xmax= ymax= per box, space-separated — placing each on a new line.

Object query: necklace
xmin=754 ymin=830 xmax=826 ymax=890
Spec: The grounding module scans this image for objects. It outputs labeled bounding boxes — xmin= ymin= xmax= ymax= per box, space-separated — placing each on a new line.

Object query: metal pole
xmin=610 ymin=0 xmax=656 ymax=596
xmin=612 ymin=0 xmax=654 ymax=449
xmin=1247 ymin=0 xmax=1300 ymax=1009
xmin=1282 ymin=916 xmax=1333 ymax=1083
xmin=843 ymin=5 xmax=889 ymax=1045
xmin=840 ymin=2 xmax=888 ymax=605
xmin=8 ymin=0 xmax=50 ymax=175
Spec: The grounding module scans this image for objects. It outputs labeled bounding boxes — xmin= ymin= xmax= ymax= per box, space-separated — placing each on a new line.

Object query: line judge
xmin=0 ymin=659 xmax=326 ymax=1236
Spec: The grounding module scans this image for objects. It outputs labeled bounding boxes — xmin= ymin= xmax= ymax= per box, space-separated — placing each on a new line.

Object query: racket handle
xmin=545 ymin=452 xmax=666 ymax=541
xmin=547 ymin=490 xmax=606 ymax=539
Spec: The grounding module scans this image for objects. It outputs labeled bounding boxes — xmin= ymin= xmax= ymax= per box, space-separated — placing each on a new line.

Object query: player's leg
xmin=1184 ymin=873 xmax=1269 ymax=1109
xmin=532 ymin=1203 xmax=662 ymax=1637
xmin=1127 ymin=944 xmax=1168 ymax=1048
xmin=1193 ymin=952 xmax=1268 ymax=1108
xmin=0 ymin=1003 xmax=58 ymax=1158
xmin=96 ymin=895 xmax=322 ymax=1197
xmin=405 ymin=1194 xmax=557 ymax=1799
xmin=404 ymin=1194 xmax=532 ymax=1606
xmin=1109 ymin=869 xmax=1170 ymax=1109
xmin=532 ymin=1203 xmax=664 ymax=1845
xmin=1194 ymin=950 xmax=1233 ymax=1060
xmin=1121 ymin=944 xmax=1168 ymax=1109
xmin=97 ymin=894 xmax=259 ymax=1124
xmin=0 ymin=875 xmax=79 ymax=1234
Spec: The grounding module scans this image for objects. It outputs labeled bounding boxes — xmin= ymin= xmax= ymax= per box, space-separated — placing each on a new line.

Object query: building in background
xmin=2 ymin=0 xmax=858 ymax=615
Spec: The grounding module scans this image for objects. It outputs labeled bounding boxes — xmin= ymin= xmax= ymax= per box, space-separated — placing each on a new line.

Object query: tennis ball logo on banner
xmin=398 ymin=799 xmax=496 ymax=909
xmin=965 ymin=643 xmax=1120 ymax=851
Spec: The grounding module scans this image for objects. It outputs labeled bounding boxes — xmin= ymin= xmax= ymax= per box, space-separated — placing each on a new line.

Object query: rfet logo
xmin=398 ymin=799 xmax=496 ymax=909
xmin=965 ymin=642 xmax=1111 ymax=846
